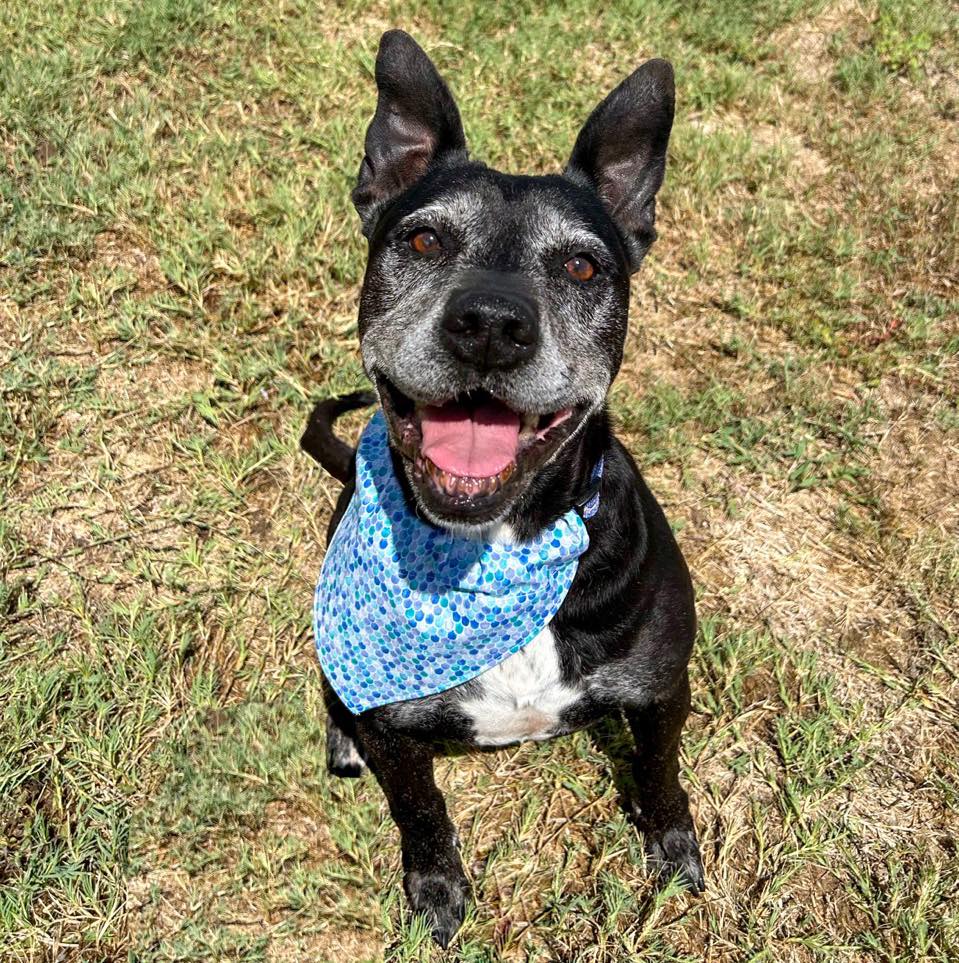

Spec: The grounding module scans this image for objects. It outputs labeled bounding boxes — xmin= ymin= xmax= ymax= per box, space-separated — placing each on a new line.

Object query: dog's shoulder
xmin=552 ymin=432 xmax=696 ymax=699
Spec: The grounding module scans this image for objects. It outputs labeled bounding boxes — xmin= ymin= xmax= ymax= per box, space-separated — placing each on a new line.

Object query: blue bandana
xmin=313 ymin=410 xmax=599 ymax=714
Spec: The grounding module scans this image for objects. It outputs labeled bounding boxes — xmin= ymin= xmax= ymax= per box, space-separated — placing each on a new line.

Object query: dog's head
xmin=353 ymin=30 xmax=674 ymax=530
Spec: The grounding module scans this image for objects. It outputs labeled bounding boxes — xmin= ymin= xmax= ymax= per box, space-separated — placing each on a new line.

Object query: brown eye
xmin=409 ymin=229 xmax=442 ymax=255
xmin=564 ymin=254 xmax=596 ymax=283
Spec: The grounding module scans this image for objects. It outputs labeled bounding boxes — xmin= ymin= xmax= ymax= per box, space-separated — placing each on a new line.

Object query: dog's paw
xmin=404 ymin=865 xmax=470 ymax=948
xmin=326 ymin=729 xmax=366 ymax=778
xmin=644 ymin=826 xmax=705 ymax=894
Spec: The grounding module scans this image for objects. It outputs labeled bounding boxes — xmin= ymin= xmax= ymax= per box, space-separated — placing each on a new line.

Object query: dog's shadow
xmin=435 ymin=711 xmax=639 ymax=813
xmin=584 ymin=711 xmax=639 ymax=811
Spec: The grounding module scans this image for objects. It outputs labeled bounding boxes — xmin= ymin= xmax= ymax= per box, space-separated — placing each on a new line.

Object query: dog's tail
xmin=301 ymin=390 xmax=378 ymax=483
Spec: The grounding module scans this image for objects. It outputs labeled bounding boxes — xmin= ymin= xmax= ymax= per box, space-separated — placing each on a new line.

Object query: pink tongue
xmin=420 ymin=400 xmax=521 ymax=477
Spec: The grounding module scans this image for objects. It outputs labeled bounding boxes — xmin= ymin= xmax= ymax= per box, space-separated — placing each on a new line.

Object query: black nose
xmin=441 ymin=289 xmax=539 ymax=372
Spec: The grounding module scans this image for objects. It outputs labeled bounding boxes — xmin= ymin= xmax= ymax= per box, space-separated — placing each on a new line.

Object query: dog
xmin=303 ymin=30 xmax=703 ymax=947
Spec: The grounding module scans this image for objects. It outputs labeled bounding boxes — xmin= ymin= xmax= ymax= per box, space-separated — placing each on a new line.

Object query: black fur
xmin=300 ymin=390 xmax=376 ymax=483
xmin=306 ymin=31 xmax=702 ymax=946
xmin=352 ymin=30 xmax=468 ymax=234
xmin=566 ymin=57 xmax=675 ymax=269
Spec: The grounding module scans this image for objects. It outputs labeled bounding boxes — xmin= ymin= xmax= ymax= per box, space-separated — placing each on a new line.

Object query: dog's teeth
xmin=415 ymin=455 xmax=520 ymax=500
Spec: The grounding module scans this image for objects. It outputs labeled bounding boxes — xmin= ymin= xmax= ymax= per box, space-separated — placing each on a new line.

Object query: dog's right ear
xmin=352 ymin=31 xmax=467 ymax=235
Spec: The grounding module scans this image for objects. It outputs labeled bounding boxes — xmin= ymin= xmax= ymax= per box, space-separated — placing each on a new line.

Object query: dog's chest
xmin=458 ymin=626 xmax=581 ymax=746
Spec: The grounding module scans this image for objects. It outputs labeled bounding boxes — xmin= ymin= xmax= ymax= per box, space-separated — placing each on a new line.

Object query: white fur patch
xmin=459 ymin=626 xmax=581 ymax=746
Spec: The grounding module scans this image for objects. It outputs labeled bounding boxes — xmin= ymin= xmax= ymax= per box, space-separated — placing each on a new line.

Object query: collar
xmin=575 ymin=455 xmax=605 ymax=520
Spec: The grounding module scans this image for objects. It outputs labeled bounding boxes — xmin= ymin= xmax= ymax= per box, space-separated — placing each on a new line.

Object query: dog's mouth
xmin=377 ymin=377 xmax=588 ymax=523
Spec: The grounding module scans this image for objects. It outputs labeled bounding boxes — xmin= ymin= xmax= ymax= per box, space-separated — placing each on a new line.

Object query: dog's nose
xmin=441 ymin=290 xmax=539 ymax=371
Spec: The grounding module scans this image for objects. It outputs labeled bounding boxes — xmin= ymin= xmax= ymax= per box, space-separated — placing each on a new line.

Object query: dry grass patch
xmin=775 ymin=0 xmax=872 ymax=85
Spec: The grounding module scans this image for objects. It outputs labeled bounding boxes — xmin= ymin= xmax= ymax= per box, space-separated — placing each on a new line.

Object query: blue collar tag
xmin=313 ymin=410 xmax=599 ymax=714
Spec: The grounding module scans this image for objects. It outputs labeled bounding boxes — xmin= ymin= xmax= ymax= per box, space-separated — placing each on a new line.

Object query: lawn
xmin=1 ymin=0 xmax=957 ymax=960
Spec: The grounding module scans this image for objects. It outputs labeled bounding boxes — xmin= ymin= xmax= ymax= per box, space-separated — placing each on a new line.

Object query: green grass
xmin=2 ymin=0 xmax=958 ymax=960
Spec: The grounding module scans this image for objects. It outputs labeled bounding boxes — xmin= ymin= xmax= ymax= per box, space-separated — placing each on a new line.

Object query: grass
xmin=1 ymin=0 xmax=958 ymax=959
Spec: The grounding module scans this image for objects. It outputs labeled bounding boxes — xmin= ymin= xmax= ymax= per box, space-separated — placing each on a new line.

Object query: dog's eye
xmin=564 ymin=254 xmax=596 ymax=283
xmin=409 ymin=229 xmax=442 ymax=256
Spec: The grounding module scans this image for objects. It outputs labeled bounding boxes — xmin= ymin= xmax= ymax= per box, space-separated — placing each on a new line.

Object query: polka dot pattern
xmin=313 ymin=410 xmax=592 ymax=714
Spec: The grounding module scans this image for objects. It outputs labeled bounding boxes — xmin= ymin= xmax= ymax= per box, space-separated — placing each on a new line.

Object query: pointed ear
xmin=565 ymin=59 xmax=675 ymax=270
xmin=352 ymin=30 xmax=467 ymax=234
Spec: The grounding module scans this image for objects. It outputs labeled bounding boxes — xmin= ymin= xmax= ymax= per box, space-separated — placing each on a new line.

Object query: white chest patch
xmin=459 ymin=626 xmax=581 ymax=746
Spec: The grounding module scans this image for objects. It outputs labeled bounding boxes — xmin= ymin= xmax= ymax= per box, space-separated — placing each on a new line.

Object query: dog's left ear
xmin=565 ymin=59 xmax=675 ymax=271
xmin=352 ymin=30 xmax=467 ymax=235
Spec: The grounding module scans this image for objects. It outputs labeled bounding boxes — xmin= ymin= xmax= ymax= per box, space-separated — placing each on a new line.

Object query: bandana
xmin=313 ymin=410 xmax=601 ymax=714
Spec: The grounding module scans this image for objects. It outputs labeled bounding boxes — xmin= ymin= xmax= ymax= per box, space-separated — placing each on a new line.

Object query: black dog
xmin=303 ymin=30 xmax=702 ymax=947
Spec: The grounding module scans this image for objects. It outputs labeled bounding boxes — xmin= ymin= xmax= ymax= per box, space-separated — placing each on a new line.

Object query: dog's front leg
xmin=356 ymin=717 xmax=469 ymax=947
xmin=624 ymin=670 xmax=705 ymax=893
